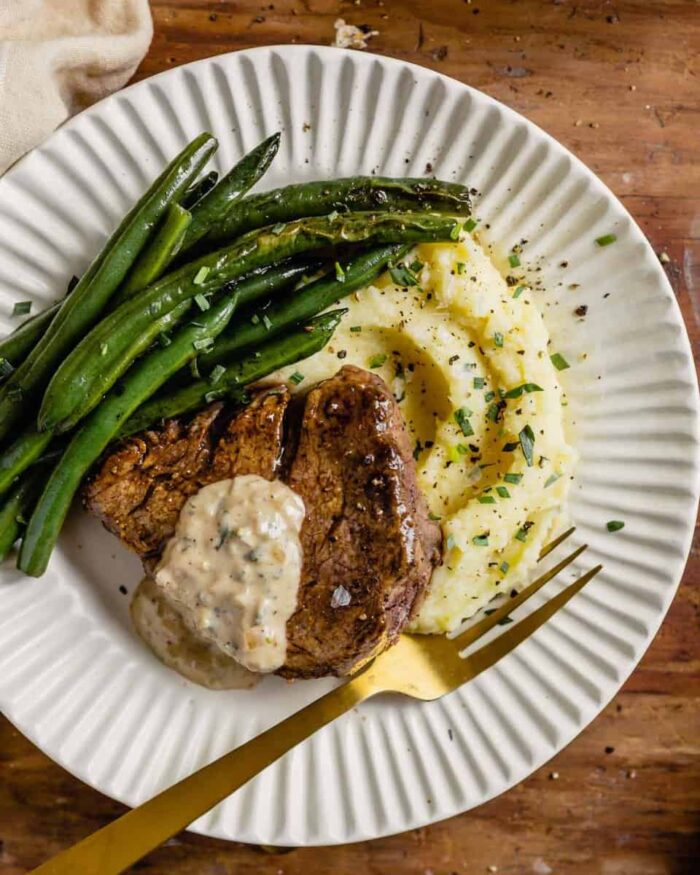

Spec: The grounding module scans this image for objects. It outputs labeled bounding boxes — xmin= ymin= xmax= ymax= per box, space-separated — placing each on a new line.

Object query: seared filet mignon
xmin=282 ymin=366 xmax=441 ymax=677
xmin=84 ymin=367 xmax=441 ymax=677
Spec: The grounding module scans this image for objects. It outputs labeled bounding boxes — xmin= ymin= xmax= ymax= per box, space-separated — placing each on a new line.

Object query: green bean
xmin=19 ymin=292 xmax=240 ymax=577
xmin=0 ymin=424 xmax=54 ymax=497
xmin=0 ymin=467 xmax=46 ymax=562
xmin=0 ymin=302 xmax=60 ymax=372
xmin=119 ymin=309 xmax=344 ymax=438
xmin=180 ymin=133 xmax=281 ymax=254
xmin=119 ymin=204 xmax=192 ymax=297
xmin=39 ymin=211 xmax=459 ymax=434
xmin=180 ymin=171 xmax=219 ymax=209
xmin=204 ymin=176 xmax=472 ymax=246
xmin=199 ymin=244 xmax=409 ymax=372
xmin=0 ymin=133 xmax=217 ymax=442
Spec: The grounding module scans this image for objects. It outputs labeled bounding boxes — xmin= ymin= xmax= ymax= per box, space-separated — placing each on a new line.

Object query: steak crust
xmin=83 ymin=388 xmax=290 ymax=565
xmin=282 ymin=366 xmax=441 ymax=678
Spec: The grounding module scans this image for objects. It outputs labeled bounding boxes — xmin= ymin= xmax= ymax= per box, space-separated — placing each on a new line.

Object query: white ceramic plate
xmin=0 ymin=46 xmax=698 ymax=847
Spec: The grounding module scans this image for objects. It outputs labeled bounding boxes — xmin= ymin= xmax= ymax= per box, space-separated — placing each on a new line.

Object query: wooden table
xmin=1 ymin=2 xmax=698 ymax=872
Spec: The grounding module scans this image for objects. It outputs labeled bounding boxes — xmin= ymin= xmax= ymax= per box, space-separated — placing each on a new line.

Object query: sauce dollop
xmin=154 ymin=474 xmax=305 ymax=674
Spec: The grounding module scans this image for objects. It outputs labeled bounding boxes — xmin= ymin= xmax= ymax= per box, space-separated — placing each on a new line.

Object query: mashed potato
xmin=269 ymin=236 xmax=575 ymax=634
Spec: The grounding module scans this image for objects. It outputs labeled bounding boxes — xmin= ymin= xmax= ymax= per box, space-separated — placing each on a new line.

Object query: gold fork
xmin=32 ymin=527 xmax=600 ymax=874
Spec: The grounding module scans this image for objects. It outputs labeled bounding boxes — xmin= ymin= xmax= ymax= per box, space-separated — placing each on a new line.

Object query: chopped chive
xmin=473 ymin=376 xmax=485 ymax=389
xmin=100 ymin=343 xmax=108 ymax=356
xmin=158 ymin=332 xmax=171 ymax=348
xmin=446 ymin=534 xmax=456 ymax=551
xmin=473 ymin=534 xmax=489 ymax=546
xmin=550 ymin=352 xmax=570 ymax=371
xmin=606 ymin=520 xmax=625 ymax=532
xmin=204 ymin=389 xmax=225 ymax=403
xmin=335 ymin=261 xmax=346 ymax=282
xmin=389 ymin=263 xmax=418 ymax=286
xmin=464 ymin=217 xmax=477 ymax=233
xmin=12 ymin=301 xmax=32 ymax=316
xmin=503 ymin=383 xmax=544 ymax=400
xmin=486 ymin=402 xmax=500 ymax=422
xmin=595 ymin=233 xmax=617 ymax=247
xmin=262 ymin=313 xmax=273 ymax=331
xmin=193 ymin=337 xmax=214 ymax=352
xmin=209 ymin=364 xmax=226 ymax=385
xmin=515 ymin=526 xmax=529 ymax=542
xmin=428 ymin=512 xmax=442 ymax=521
xmin=494 ymin=332 xmax=504 ymax=348
xmin=508 ymin=253 xmax=521 ymax=268
xmin=454 ymin=407 xmax=474 ymax=437
xmin=513 ymin=285 xmax=528 ymax=299
xmin=271 ymin=222 xmax=286 ymax=235
xmin=496 ymin=486 xmax=511 ymax=498
xmin=194 ymin=293 xmax=210 ymax=311
xmin=350 ymin=325 xmax=362 ymax=333
xmin=289 ymin=371 xmax=305 ymax=385
xmin=502 ymin=441 xmax=519 ymax=452
xmin=519 ymin=424 xmax=535 ymax=467
xmin=190 ymin=357 xmax=201 ymax=379
xmin=504 ymin=472 xmax=523 ymax=484
xmin=484 ymin=391 xmax=495 ymax=402
xmin=500 ymin=561 xmax=510 ymax=575
xmin=456 ymin=262 xmax=466 ymax=275
xmin=544 ymin=472 xmax=561 ymax=488
xmin=251 ymin=313 xmax=261 ymax=325
xmin=0 ymin=357 xmax=14 ymax=378
xmin=368 ymin=353 xmax=388 ymax=369
xmin=410 ymin=258 xmax=424 ymax=273
xmin=449 ymin=222 xmax=461 ymax=240
xmin=478 ymin=496 xmax=496 ymax=505
xmin=193 ymin=266 xmax=211 ymax=285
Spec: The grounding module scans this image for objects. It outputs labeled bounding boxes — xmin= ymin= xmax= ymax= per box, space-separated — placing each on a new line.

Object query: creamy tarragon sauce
xmin=133 ymin=474 xmax=305 ymax=686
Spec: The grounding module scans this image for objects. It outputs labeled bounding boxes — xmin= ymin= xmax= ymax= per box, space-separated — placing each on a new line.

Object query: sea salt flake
xmin=331 ymin=585 xmax=352 ymax=608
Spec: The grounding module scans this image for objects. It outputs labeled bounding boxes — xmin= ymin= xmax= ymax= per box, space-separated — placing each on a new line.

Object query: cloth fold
xmin=0 ymin=0 xmax=153 ymax=174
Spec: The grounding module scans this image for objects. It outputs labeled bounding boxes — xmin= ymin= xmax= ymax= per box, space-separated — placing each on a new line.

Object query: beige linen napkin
xmin=0 ymin=0 xmax=153 ymax=174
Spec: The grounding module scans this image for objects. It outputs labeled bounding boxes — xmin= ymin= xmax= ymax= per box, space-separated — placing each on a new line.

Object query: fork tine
xmin=538 ymin=526 xmax=576 ymax=561
xmin=449 ymin=544 xmax=588 ymax=651
xmin=460 ymin=564 xmax=603 ymax=681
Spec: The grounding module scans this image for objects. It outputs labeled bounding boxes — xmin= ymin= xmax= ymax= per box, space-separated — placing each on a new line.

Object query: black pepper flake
xmin=119 ymin=585 xmax=127 ymax=595
xmin=337 ymin=349 xmax=347 ymax=359
xmin=575 ymin=305 xmax=588 ymax=317
xmin=605 ymin=746 xmax=615 ymax=754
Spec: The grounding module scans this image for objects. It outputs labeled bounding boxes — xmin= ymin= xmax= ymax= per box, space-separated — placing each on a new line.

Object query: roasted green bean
xmin=204 ymin=176 xmax=471 ymax=246
xmin=0 ymin=132 xmax=217 ymax=442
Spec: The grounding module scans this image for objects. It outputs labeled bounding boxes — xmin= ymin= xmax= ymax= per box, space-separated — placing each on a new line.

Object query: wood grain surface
xmin=1 ymin=1 xmax=698 ymax=873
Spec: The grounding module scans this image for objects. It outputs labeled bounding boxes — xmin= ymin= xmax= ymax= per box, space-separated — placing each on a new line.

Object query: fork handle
xmin=31 ymin=672 xmax=378 ymax=875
